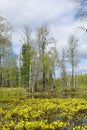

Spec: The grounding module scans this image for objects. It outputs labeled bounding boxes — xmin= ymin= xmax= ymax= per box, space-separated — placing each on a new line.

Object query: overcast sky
xmin=0 ymin=0 xmax=87 ymax=75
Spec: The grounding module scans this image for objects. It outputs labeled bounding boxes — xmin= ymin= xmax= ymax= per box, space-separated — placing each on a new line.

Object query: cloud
xmin=0 ymin=0 xmax=76 ymax=48
xmin=78 ymin=44 xmax=87 ymax=59
xmin=0 ymin=0 xmax=76 ymax=28
xmin=0 ymin=0 xmax=87 ymax=74
xmin=75 ymin=60 xmax=87 ymax=74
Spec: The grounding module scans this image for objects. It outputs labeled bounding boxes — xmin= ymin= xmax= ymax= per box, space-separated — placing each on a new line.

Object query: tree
xmin=67 ymin=35 xmax=79 ymax=91
xmin=74 ymin=0 xmax=87 ymax=31
xmin=48 ymin=45 xmax=59 ymax=92
xmin=36 ymin=23 xmax=55 ymax=91
xmin=74 ymin=0 xmax=87 ymax=19
xmin=0 ymin=16 xmax=12 ymax=87
xmin=59 ymin=48 xmax=67 ymax=91
xmin=5 ymin=50 xmax=18 ymax=87
xmin=30 ymin=49 xmax=40 ymax=92
xmin=21 ymin=26 xmax=33 ymax=92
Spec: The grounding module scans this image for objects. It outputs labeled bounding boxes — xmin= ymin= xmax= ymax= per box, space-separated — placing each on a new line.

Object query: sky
xmin=0 ymin=0 xmax=87 ymax=75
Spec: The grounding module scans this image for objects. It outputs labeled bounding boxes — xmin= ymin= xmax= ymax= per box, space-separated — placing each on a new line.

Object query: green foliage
xmin=77 ymin=74 xmax=87 ymax=86
xmin=21 ymin=44 xmax=33 ymax=87
xmin=0 ymin=16 xmax=18 ymax=87
xmin=0 ymin=88 xmax=27 ymax=100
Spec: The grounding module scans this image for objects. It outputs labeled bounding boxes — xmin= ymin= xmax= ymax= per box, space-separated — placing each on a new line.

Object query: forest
xmin=0 ymin=16 xmax=84 ymax=93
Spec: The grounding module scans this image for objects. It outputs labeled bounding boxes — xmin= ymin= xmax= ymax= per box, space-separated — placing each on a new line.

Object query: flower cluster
xmin=0 ymin=98 xmax=87 ymax=129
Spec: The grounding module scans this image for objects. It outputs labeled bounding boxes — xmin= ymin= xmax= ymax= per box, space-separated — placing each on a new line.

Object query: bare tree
xmin=74 ymin=0 xmax=87 ymax=19
xmin=67 ymin=35 xmax=79 ymax=91
xmin=36 ymin=23 xmax=55 ymax=91
xmin=74 ymin=0 xmax=87 ymax=31
xmin=48 ymin=45 xmax=59 ymax=92
xmin=59 ymin=48 xmax=67 ymax=91
xmin=0 ymin=16 xmax=12 ymax=87
xmin=32 ymin=50 xmax=40 ymax=92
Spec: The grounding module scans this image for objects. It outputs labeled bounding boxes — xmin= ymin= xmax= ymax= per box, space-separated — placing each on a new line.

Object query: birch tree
xmin=59 ymin=48 xmax=67 ymax=91
xmin=36 ymin=23 xmax=55 ymax=91
xmin=67 ymin=35 xmax=79 ymax=91
xmin=0 ymin=16 xmax=12 ymax=87
xmin=48 ymin=45 xmax=58 ymax=92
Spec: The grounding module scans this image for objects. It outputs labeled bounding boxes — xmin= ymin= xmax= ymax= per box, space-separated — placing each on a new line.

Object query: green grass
xmin=0 ymin=87 xmax=28 ymax=100
xmin=0 ymin=84 xmax=87 ymax=100
xmin=78 ymin=84 xmax=87 ymax=89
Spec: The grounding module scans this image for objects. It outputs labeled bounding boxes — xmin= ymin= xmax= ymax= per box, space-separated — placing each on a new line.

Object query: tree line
xmin=19 ymin=25 xmax=80 ymax=93
xmin=0 ymin=0 xmax=87 ymax=93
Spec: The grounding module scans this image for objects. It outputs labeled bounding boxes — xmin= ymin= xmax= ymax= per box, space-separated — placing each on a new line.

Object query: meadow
xmin=0 ymin=87 xmax=87 ymax=130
